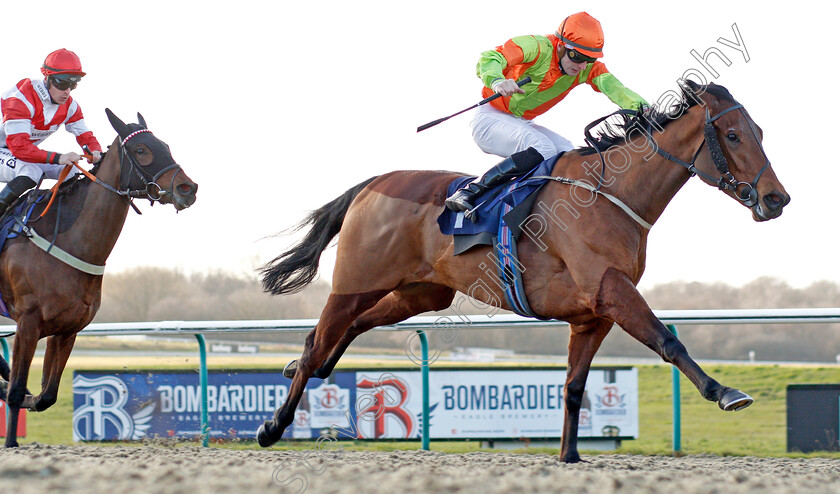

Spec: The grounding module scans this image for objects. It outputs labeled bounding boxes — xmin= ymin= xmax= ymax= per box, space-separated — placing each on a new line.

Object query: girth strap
xmin=13 ymin=217 xmax=105 ymax=275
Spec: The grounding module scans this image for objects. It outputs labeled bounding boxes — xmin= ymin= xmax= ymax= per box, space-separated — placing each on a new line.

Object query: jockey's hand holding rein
xmin=58 ymin=152 xmax=82 ymax=166
xmin=492 ymin=78 xmax=526 ymax=97
xmin=57 ymin=150 xmax=100 ymax=168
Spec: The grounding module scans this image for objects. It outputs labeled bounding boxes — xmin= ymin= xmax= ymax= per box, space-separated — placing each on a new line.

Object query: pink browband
xmin=121 ymin=129 xmax=152 ymax=147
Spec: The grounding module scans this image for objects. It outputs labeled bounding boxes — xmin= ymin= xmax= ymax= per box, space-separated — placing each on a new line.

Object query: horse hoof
xmin=282 ymin=360 xmax=298 ymax=379
xmin=560 ymin=452 xmax=582 ymax=463
xmin=21 ymin=395 xmax=38 ymax=411
xmin=719 ymin=388 xmax=753 ymax=411
xmin=257 ymin=422 xmax=277 ymax=448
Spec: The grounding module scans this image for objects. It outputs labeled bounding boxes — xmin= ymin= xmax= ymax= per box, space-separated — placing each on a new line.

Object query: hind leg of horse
xmin=286 ymin=283 xmax=456 ymax=380
xmin=0 ymin=353 xmax=9 ymax=381
xmin=560 ymin=320 xmax=612 ymax=463
xmin=595 ymin=268 xmax=749 ymax=409
xmin=0 ymin=353 xmax=9 ymax=401
xmin=0 ymin=353 xmax=32 ymax=403
xmin=4 ymin=323 xmax=39 ymax=447
xmin=258 ymin=288 xmax=392 ymax=447
xmin=31 ymin=333 xmax=77 ymax=412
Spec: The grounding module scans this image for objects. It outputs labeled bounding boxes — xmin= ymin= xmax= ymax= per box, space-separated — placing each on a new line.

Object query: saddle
xmin=437 ymin=154 xmax=561 ymax=255
xmin=437 ymin=154 xmax=562 ymax=319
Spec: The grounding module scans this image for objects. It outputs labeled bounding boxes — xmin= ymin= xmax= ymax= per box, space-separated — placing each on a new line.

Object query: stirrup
xmin=464 ymin=207 xmax=479 ymax=223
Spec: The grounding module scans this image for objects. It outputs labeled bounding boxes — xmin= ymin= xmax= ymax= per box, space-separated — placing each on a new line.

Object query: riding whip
xmin=416 ymin=76 xmax=531 ymax=132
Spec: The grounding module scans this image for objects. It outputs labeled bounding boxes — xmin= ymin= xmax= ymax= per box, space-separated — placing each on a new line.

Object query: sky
xmin=3 ymin=0 xmax=839 ymax=291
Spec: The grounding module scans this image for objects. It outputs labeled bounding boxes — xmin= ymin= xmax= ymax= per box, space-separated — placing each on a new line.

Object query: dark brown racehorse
xmin=257 ymin=81 xmax=789 ymax=462
xmin=0 ymin=110 xmax=197 ymax=447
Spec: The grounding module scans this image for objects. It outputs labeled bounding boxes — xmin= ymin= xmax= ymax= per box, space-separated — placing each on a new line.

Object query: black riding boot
xmin=445 ymin=147 xmax=544 ymax=214
xmin=0 ymin=176 xmax=37 ymax=216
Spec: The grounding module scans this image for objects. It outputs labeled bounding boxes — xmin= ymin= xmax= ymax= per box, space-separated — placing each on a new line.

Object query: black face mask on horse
xmin=106 ymin=109 xmax=193 ymax=210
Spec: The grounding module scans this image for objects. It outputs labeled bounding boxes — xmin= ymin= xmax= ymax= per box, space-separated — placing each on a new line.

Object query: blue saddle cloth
xmin=436 ymin=154 xmax=563 ymax=319
xmin=437 ymin=154 xmax=560 ymax=255
xmin=0 ymin=192 xmax=48 ymax=318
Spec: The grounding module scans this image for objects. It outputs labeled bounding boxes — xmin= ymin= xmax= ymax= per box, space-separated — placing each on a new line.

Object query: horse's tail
xmin=260 ymin=176 xmax=379 ymax=295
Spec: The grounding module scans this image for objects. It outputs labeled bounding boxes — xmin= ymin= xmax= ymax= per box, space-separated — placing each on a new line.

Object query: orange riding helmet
xmin=40 ymin=49 xmax=86 ymax=82
xmin=556 ymin=12 xmax=605 ymax=59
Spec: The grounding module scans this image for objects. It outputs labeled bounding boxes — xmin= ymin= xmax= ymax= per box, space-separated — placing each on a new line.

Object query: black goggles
xmin=49 ymin=76 xmax=78 ymax=91
xmin=566 ymin=49 xmax=597 ymax=64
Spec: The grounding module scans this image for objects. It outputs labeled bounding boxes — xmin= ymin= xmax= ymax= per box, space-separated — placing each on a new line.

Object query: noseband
xmin=118 ymin=129 xmax=183 ymax=201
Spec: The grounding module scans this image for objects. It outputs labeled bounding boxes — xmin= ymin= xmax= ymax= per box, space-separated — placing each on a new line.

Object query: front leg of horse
xmin=560 ymin=321 xmax=612 ymax=463
xmin=4 ymin=326 xmax=40 ymax=447
xmin=594 ymin=268 xmax=752 ymax=410
xmin=30 ymin=333 xmax=78 ymax=412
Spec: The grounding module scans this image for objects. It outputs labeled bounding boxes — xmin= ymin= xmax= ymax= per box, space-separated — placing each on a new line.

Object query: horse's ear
xmin=137 ymin=112 xmax=147 ymax=129
xmin=106 ymin=108 xmax=129 ymax=137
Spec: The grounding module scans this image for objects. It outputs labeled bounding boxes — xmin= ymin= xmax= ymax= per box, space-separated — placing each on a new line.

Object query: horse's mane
xmin=577 ymin=82 xmax=738 ymax=156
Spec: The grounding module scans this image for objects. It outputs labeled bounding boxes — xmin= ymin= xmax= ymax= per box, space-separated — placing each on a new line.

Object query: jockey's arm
xmin=4 ymin=129 xmax=62 ymax=164
xmin=586 ymin=62 xmax=648 ymax=110
xmin=65 ymin=106 xmax=102 ymax=156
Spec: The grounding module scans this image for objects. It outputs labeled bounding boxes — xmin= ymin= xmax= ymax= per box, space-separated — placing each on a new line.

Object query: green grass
xmin=11 ymin=360 xmax=840 ymax=458
xmin=618 ymin=365 xmax=840 ymax=458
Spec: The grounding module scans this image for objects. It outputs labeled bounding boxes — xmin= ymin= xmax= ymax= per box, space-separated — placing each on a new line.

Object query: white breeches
xmin=470 ymin=104 xmax=574 ymax=160
xmin=0 ymin=147 xmax=78 ymax=183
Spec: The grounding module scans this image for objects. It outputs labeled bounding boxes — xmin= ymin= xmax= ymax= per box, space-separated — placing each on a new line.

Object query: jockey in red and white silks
xmin=0 ymin=48 xmax=102 ymax=215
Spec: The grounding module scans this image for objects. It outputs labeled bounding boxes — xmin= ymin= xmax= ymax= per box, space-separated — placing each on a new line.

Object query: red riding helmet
xmin=40 ymin=49 xmax=86 ymax=79
xmin=556 ymin=12 xmax=605 ymax=59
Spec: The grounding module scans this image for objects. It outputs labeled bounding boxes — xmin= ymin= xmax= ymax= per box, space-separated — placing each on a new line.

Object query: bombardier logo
xmin=72 ymin=375 xmax=154 ymax=440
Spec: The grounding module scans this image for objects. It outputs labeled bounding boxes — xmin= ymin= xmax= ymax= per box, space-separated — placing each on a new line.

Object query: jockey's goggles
xmin=566 ymin=49 xmax=597 ymax=64
xmin=49 ymin=75 xmax=78 ymax=91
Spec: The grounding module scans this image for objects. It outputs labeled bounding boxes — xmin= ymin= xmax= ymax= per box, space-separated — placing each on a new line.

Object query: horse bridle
xmin=585 ymin=103 xmax=772 ymax=208
xmin=116 ymin=129 xmax=184 ymax=202
xmin=646 ymin=104 xmax=771 ymax=208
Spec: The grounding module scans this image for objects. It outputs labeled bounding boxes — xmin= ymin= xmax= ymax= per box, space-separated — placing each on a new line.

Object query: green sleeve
xmin=476 ymin=35 xmax=542 ymax=88
xmin=476 ymin=49 xmax=508 ymax=88
xmin=592 ymin=73 xmax=648 ymax=110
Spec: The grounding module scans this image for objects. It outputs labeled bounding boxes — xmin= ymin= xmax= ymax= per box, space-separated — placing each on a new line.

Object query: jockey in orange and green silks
xmin=445 ymin=11 xmax=649 ymax=216
xmin=477 ymin=23 xmax=647 ymax=119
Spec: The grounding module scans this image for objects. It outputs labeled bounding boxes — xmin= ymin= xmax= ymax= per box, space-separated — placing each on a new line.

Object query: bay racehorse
xmin=0 ymin=109 xmax=197 ymax=447
xmin=258 ymin=81 xmax=789 ymax=462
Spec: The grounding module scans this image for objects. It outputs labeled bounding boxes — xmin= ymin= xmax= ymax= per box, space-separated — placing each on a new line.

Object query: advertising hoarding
xmin=72 ymin=367 xmax=637 ymax=441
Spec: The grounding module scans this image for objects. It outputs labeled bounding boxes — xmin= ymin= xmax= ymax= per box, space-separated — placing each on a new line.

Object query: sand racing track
xmin=1 ymin=444 xmax=839 ymax=493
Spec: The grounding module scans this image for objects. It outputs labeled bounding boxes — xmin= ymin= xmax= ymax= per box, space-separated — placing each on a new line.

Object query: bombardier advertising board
xmin=72 ymin=367 xmax=637 ymax=441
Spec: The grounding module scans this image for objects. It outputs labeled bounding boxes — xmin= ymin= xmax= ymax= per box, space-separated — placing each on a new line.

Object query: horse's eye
xmin=135 ymin=147 xmax=145 ymax=155
xmin=726 ymin=132 xmax=739 ymax=142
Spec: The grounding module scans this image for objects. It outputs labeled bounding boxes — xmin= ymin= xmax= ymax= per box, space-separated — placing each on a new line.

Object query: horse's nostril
xmin=763 ymin=193 xmax=786 ymax=210
xmin=177 ymin=182 xmax=197 ymax=195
